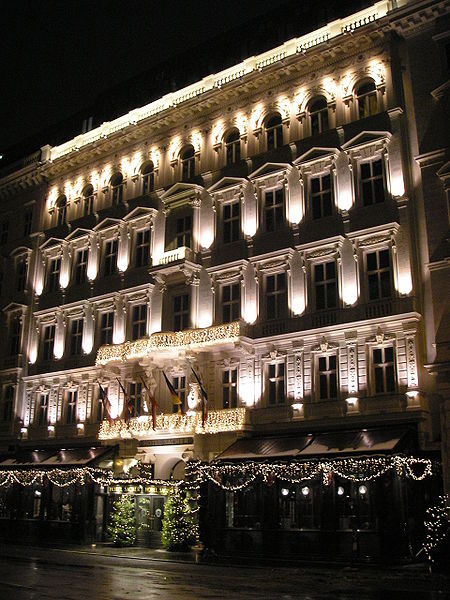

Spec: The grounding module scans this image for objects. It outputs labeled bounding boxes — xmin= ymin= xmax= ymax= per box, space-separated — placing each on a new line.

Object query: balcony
xmin=152 ymin=246 xmax=193 ymax=267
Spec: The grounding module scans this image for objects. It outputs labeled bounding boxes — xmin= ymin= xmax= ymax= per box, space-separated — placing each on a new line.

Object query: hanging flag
xmin=139 ymin=374 xmax=158 ymax=430
xmin=117 ymin=378 xmax=133 ymax=422
xmin=191 ymin=367 xmax=208 ymax=428
xmin=98 ymin=382 xmax=113 ymax=423
xmin=162 ymin=371 xmax=185 ymax=415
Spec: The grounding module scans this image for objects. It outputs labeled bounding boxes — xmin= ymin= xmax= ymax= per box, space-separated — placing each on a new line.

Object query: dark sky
xmin=0 ymin=0 xmax=292 ymax=154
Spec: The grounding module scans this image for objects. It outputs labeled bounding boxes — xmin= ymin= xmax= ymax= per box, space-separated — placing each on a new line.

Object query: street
xmin=0 ymin=546 xmax=449 ymax=600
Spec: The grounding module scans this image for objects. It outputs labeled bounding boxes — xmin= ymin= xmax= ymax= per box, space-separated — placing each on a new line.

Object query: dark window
xmin=311 ymin=174 xmax=332 ymax=219
xmin=83 ymin=185 xmax=94 ymax=216
xmin=174 ymin=294 xmax=189 ymax=331
xmin=135 ymin=229 xmax=150 ymax=267
xmin=225 ymin=129 xmax=240 ymax=165
xmin=99 ymin=312 xmax=114 ymax=345
xmin=266 ymin=272 xmax=286 ymax=320
xmin=314 ymin=262 xmax=337 ymax=310
xmin=361 ymin=159 xmax=384 ymax=205
xmin=111 ymin=173 xmax=123 ymax=205
xmin=318 ymin=354 xmax=338 ymax=400
xmin=268 ymin=362 xmax=285 ymax=404
xmin=266 ymin=114 xmax=283 ymax=150
xmin=222 ymin=368 xmax=238 ymax=409
xmin=357 ymin=81 xmax=378 ymax=119
xmin=181 ymin=146 xmax=195 ymax=181
xmin=0 ymin=272 xmax=3 ymax=296
xmin=56 ymin=197 xmax=67 ymax=226
xmin=74 ymin=248 xmax=88 ymax=284
xmin=367 ymin=249 xmax=392 ymax=301
xmin=265 ymin=188 xmax=284 ymax=231
xmin=37 ymin=393 xmax=48 ymax=426
xmin=0 ymin=221 xmax=8 ymax=245
xmin=9 ymin=316 xmax=21 ymax=356
xmin=2 ymin=386 xmax=14 ymax=422
xmin=223 ymin=202 xmax=240 ymax=243
xmin=48 ymin=257 xmax=61 ymax=292
xmin=70 ymin=319 xmax=83 ymax=356
xmin=43 ymin=325 xmax=55 ymax=360
xmin=128 ymin=382 xmax=142 ymax=417
xmin=373 ymin=346 xmax=396 ymax=394
xmin=131 ymin=304 xmax=147 ymax=340
xmin=16 ymin=258 xmax=27 ymax=292
xmin=66 ymin=390 xmax=77 ymax=424
xmin=96 ymin=386 xmax=107 ymax=422
xmin=104 ymin=239 xmax=118 ymax=276
xmin=172 ymin=376 xmax=186 ymax=413
xmin=23 ymin=208 xmax=33 ymax=236
xmin=222 ymin=283 xmax=240 ymax=323
xmin=176 ymin=215 xmax=192 ymax=248
xmin=310 ymin=97 xmax=329 ymax=136
xmin=141 ymin=162 xmax=154 ymax=195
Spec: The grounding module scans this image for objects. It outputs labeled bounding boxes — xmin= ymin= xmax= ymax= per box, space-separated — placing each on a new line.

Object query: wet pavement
xmin=0 ymin=543 xmax=448 ymax=599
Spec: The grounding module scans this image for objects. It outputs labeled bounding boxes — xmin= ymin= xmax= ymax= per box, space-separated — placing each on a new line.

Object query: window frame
xmin=172 ymin=375 xmax=186 ymax=413
xmin=180 ymin=146 xmax=195 ymax=181
xmin=316 ymin=352 xmax=339 ymax=401
xmin=99 ymin=311 xmax=114 ymax=346
xmin=267 ymin=361 xmax=285 ymax=405
xmin=365 ymin=247 xmax=393 ymax=302
xmin=110 ymin=173 xmax=124 ymax=206
xmin=65 ymin=389 xmax=78 ymax=424
xmin=223 ymin=200 xmax=241 ymax=244
xmin=130 ymin=303 xmax=147 ymax=340
xmin=309 ymin=171 xmax=333 ymax=219
xmin=173 ymin=293 xmax=190 ymax=331
xmin=265 ymin=114 xmax=283 ymax=151
xmin=42 ymin=324 xmax=56 ymax=361
xmin=222 ymin=367 xmax=238 ymax=409
xmin=69 ymin=317 xmax=84 ymax=356
xmin=221 ymin=281 xmax=240 ymax=323
xmin=103 ymin=238 xmax=118 ymax=276
xmin=128 ymin=382 xmax=143 ymax=417
xmin=309 ymin=97 xmax=329 ymax=136
xmin=74 ymin=247 xmax=88 ymax=285
xmin=141 ymin=162 xmax=155 ymax=195
xmin=47 ymin=256 xmax=61 ymax=292
xmin=135 ymin=228 xmax=151 ymax=268
xmin=371 ymin=344 xmax=397 ymax=395
xmin=313 ymin=259 xmax=338 ymax=311
xmin=224 ymin=129 xmax=241 ymax=165
xmin=265 ymin=271 xmax=287 ymax=321
xmin=37 ymin=392 xmax=49 ymax=426
xmin=9 ymin=314 xmax=22 ymax=356
xmin=359 ymin=157 xmax=386 ymax=206
xmin=356 ymin=80 xmax=378 ymax=119
xmin=2 ymin=385 xmax=14 ymax=422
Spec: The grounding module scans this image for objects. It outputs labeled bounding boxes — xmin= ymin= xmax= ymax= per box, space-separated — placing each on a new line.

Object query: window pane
xmin=329 ymin=355 xmax=336 ymax=370
xmin=385 ymin=347 xmax=394 ymax=362
xmin=373 ymin=348 xmax=382 ymax=363
xmin=380 ymin=272 xmax=391 ymax=297
xmin=386 ymin=366 xmax=395 ymax=392
xmin=375 ymin=367 xmax=384 ymax=394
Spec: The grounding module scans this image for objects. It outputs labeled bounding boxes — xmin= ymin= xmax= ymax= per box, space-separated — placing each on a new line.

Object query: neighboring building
xmin=0 ymin=0 xmax=448 ymax=559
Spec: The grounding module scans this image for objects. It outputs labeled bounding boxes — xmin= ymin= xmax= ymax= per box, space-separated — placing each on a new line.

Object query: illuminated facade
xmin=0 ymin=0 xmax=448 ymax=554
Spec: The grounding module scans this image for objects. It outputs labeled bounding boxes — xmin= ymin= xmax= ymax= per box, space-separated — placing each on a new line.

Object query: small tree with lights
xmin=161 ymin=489 xmax=199 ymax=551
xmin=107 ymin=495 xmax=137 ymax=547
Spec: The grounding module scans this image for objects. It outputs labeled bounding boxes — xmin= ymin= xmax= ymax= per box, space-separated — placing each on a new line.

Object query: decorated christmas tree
xmin=161 ymin=490 xmax=199 ymax=551
xmin=107 ymin=495 xmax=137 ymax=547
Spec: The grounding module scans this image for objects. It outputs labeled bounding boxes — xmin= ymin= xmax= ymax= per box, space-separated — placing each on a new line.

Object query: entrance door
xmin=136 ymin=495 xmax=165 ymax=547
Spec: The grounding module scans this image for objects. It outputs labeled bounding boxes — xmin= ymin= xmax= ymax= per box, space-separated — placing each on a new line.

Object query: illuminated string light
xmin=422 ymin=493 xmax=450 ymax=564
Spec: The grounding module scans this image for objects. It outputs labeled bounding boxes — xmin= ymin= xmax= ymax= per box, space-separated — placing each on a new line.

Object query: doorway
xmin=136 ymin=494 xmax=165 ymax=547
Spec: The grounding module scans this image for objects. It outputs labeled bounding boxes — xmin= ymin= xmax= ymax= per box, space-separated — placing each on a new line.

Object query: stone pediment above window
xmin=93 ymin=217 xmax=123 ymax=233
xmin=161 ymin=182 xmax=205 ymax=209
xmin=10 ymin=245 xmax=32 ymax=258
xmin=39 ymin=237 xmax=64 ymax=253
xmin=3 ymin=302 xmax=27 ymax=315
xmin=293 ymin=147 xmax=339 ymax=173
xmin=437 ymin=161 xmax=450 ymax=188
xmin=248 ymin=162 xmax=292 ymax=184
xmin=342 ymin=131 xmax=391 ymax=156
xmin=208 ymin=177 xmax=247 ymax=197
xmin=65 ymin=228 xmax=91 ymax=243
xmin=123 ymin=206 xmax=157 ymax=224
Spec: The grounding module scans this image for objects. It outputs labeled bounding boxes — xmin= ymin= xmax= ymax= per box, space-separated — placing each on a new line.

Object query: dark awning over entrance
xmin=216 ymin=428 xmax=410 ymax=460
xmin=0 ymin=446 xmax=113 ymax=468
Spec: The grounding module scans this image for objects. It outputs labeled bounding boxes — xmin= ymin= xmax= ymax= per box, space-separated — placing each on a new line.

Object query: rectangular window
xmin=176 ymin=216 xmax=192 ymax=248
xmin=99 ymin=312 xmax=114 ymax=345
xmin=24 ymin=208 xmax=33 ymax=236
xmin=318 ymin=354 xmax=338 ymax=400
xmin=74 ymin=248 xmax=88 ymax=284
xmin=37 ymin=393 xmax=48 ymax=426
xmin=66 ymin=390 xmax=77 ymax=424
xmin=2 ymin=386 xmax=14 ymax=422
xmin=135 ymin=229 xmax=150 ymax=267
xmin=96 ymin=386 xmax=107 ymax=422
xmin=311 ymin=174 xmax=332 ymax=219
xmin=128 ymin=382 xmax=142 ymax=417
xmin=16 ymin=258 xmax=27 ymax=292
xmin=142 ymin=171 xmax=154 ymax=195
xmin=173 ymin=294 xmax=189 ymax=331
xmin=172 ymin=375 xmax=186 ymax=414
xmin=84 ymin=194 xmax=94 ymax=216
xmin=43 ymin=325 xmax=55 ymax=361
xmin=268 ymin=362 xmax=285 ymax=405
xmin=223 ymin=202 xmax=240 ymax=244
xmin=314 ymin=262 xmax=337 ymax=310
xmin=367 ymin=249 xmax=392 ymax=301
xmin=111 ymin=184 xmax=123 ymax=205
xmin=264 ymin=188 xmax=284 ymax=232
xmin=222 ymin=283 xmax=240 ymax=323
xmin=104 ymin=239 xmax=118 ymax=276
xmin=9 ymin=316 xmax=21 ymax=356
xmin=266 ymin=272 xmax=286 ymax=320
xmin=0 ymin=221 xmax=9 ymax=245
xmin=48 ymin=257 xmax=61 ymax=292
xmin=70 ymin=318 xmax=83 ymax=356
xmin=222 ymin=368 xmax=238 ymax=409
xmin=131 ymin=304 xmax=147 ymax=340
xmin=373 ymin=346 xmax=396 ymax=394
xmin=361 ymin=159 xmax=384 ymax=206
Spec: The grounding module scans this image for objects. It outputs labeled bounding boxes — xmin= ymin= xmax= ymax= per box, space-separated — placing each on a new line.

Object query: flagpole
xmin=139 ymin=374 xmax=157 ymax=430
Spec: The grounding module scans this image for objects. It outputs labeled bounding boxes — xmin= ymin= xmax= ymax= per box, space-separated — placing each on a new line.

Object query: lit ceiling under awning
xmin=0 ymin=446 xmax=114 ymax=468
xmin=216 ymin=434 xmax=314 ymax=460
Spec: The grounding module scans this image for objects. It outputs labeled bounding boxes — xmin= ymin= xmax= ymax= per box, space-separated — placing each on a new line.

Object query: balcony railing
xmin=153 ymin=246 xmax=193 ymax=266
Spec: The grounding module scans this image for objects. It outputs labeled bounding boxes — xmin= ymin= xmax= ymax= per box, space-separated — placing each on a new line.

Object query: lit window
xmin=70 ymin=318 xmax=83 ymax=356
xmin=110 ymin=173 xmax=123 ymax=205
xmin=131 ymin=304 xmax=147 ymax=340
xmin=222 ymin=283 xmax=240 ymax=323
xmin=360 ymin=159 xmax=384 ymax=206
xmin=366 ymin=249 xmax=392 ymax=301
xmin=356 ymin=81 xmax=378 ymax=119
xmin=83 ymin=185 xmax=95 ymax=216
xmin=373 ymin=346 xmax=396 ymax=394
xmin=2 ymin=385 xmax=14 ymax=422
xmin=222 ymin=368 xmax=238 ymax=409
xmin=99 ymin=312 xmax=114 ymax=345
xmin=173 ymin=294 xmax=189 ymax=331
xmin=268 ymin=362 xmax=285 ymax=404
xmin=74 ymin=248 xmax=88 ymax=284
xmin=23 ymin=208 xmax=33 ymax=236
xmin=318 ymin=354 xmax=338 ymax=400
xmin=9 ymin=315 xmax=21 ymax=356
xmin=264 ymin=188 xmax=284 ymax=231
xmin=141 ymin=162 xmax=155 ymax=195
xmin=225 ymin=129 xmax=240 ymax=165
xmin=223 ymin=202 xmax=240 ymax=244
xmin=311 ymin=173 xmax=332 ymax=219
xmin=266 ymin=272 xmax=286 ymax=320
xmin=37 ymin=393 xmax=48 ymax=426
xmin=56 ymin=196 xmax=67 ymax=226
xmin=266 ymin=114 xmax=283 ymax=150
xmin=135 ymin=229 xmax=150 ymax=267
xmin=309 ymin=97 xmax=328 ymax=136
xmin=181 ymin=146 xmax=195 ymax=181
xmin=66 ymin=390 xmax=77 ymax=424
xmin=176 ymin=215 xmax=192 ymax=248
xmin=104 ymin=239 xmax=118 ymax=276
xmin=314 ymin=262 xmax=337 ymax=310
xmin=43 ymin=325 xmax=55 ymax=361
xmin=128 ymin=382 xmax=142 ymax=417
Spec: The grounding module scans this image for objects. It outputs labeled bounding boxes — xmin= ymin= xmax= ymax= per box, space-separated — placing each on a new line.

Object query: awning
xmin=0 ymin=446 xmax=114 ymax=468
xmin=216 ymin=428 xmax=410 ymax=461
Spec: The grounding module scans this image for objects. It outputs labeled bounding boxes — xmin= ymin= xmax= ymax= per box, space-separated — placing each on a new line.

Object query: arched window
xmin=356 ymin=80 xmax=378 ymax=119
xmin=110 ymin=173 xmax=123 ymax=205
xmin=224 ymin=129 xmax=240 ymax=165
xmin=309 ymin=97 xmax=329 ymax=136
xmin=56 ymin=196 xmax=67 ymax=226
xmin=141 ymin=161 xmax=154 ymax=195
xmin=180 ymin=146 xmax=195 ymax=181
xmin=82 ymin=184 xmax=94 ymax=216
xmin=265 ymin=114 xmax=283 ymax=151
